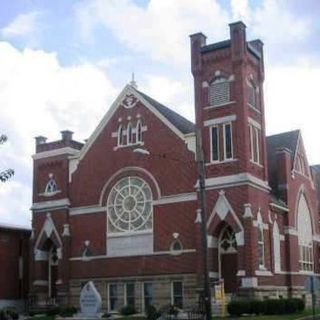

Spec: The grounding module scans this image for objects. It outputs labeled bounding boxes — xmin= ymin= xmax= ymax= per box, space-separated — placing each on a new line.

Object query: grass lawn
xmin=27 ymin=309 xmax=320 ymax=320
xmin=212 ymin=308 xmax=319 ymax=319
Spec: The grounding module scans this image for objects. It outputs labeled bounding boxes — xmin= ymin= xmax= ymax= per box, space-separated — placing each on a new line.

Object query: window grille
xmin=297 ymin=195 xmax=313 ymax=271
xmin=107 ymin=177 xmax=153 ymax=234
xmin=209 ymin=77 xmax=230 ymax=106
xmin=45 ymin=176 xmax=57 ymax=194
xmin=172 ymin=281 xmax=183 ymax=308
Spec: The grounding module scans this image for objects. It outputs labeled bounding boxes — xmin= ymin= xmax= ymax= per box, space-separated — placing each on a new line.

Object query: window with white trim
xmin=45 ymin=174 xmax=58 ymax=194
xmin=210 ymin=122 xmax=233 ymax=162
xmin=171 ymin=281 xmax=183 ymax=308
xmin=118 ymin=125 xmax=124 ymax=146
xmin=297 ymin=194 xmax=313 ymax=271
xmin=249 ymin=124 xmax=261 ymax=164
xmin=273 ymin=221 xmax=281 ymax=272
xmin=125 ymin=283 xmax=135 ymax=307
xmin=107 ymin=177 xmax=153 ymax=234
xmin=136 ymin=120 xmax=143 ymax=143
xmin=127 ymin=122 xmax=133 ymax=145
xmin=257 ymin=213 xmax=265 ymax=269
xmin=248 ymin=80 xmax=258 ymax=108
xmin=143 ymin=283 xmax=153 ymax=309
xmin=108 ymin=283 xmax=119 ymax=311
xmin=208 ymin=76 xmax=230 ymax=106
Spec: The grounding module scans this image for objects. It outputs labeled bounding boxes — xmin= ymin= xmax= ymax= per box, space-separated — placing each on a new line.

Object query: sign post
xmin=304 ymin=276 xmax=320 ymax=320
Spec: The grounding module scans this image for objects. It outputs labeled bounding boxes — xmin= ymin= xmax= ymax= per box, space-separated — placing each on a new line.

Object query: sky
xmin=0 ymin=0 xmax=319 ymax=227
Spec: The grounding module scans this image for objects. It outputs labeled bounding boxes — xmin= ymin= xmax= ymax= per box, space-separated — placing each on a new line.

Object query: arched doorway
xmin=219 ymin=226 xmax=238 ymax=293
xmin=48 ymin=246 xmax=59 ymax=299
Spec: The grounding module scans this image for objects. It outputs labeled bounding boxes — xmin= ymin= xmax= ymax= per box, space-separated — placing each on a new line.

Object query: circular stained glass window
xmin=107 ymin=177 xmax=153 ymax=234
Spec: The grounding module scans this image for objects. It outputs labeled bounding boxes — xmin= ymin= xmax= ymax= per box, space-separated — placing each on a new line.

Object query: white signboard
xmin=107 ymin=233 xmax=153 ymax=257
xmin=80 ymin=281 xmax=102 ymax=317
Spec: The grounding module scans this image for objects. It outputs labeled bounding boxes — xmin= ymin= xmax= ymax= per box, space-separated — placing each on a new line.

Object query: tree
xmin=0 ymin=134 xmax=14 ymax=182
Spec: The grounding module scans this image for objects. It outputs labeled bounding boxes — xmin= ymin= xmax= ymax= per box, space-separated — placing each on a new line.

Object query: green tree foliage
xmin=0 ymin=134 xmax=14 ymax=182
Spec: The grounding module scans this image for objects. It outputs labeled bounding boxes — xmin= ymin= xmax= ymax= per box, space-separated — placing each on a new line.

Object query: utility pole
xmin=196 ymin=128 xmax=212 ymax=320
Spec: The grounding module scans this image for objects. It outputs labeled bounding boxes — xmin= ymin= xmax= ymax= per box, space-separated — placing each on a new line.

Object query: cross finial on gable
xmin=130 ymin=72 xmax=138 ymax=89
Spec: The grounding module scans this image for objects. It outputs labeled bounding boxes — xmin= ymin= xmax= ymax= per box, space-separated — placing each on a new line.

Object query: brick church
xmin=30 ymin=22 xmax=320 ymax=311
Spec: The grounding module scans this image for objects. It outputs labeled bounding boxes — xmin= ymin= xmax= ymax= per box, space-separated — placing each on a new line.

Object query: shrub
xmin=145 ymin=305 xmax=161 ymax=320
xmin=292 ymin=298 xmax=305 ymax=312
xmin=6 ymin=309 xmax=18 ymax=320
xmin=46 ymin=306 xmax=61 ymax=316
xmin=0 ymin=310 xmax=6 ymax=320
xmin=59 ymin=306 xmax=77 ymax=317
xmin=227 ymin=300 xmax=251 ymax=317
xmin=120 ymin=305 xmax=136 ymax=316
xmin=250 ymin=300 xmax=265 ymax=315
xmin=264 ymin=299 xmax=286 ymax=315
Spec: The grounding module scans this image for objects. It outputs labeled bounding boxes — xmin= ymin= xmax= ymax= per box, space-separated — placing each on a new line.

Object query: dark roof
xmin=136 ymin=90 xmax=195 ymax=134
xmin=0 ymin=222 xmax=31 ymax=232
xmin=266 ymin=129 xmax=300 ymax=193
xmin=201 ymin=40 xmax=231 ymax=54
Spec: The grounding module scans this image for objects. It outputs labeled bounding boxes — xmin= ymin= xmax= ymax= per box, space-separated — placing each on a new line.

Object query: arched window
xmin=127 ymin=122 xmax=133 ymax=145
xmin=45 ymin=174 xmax=57 ymax=194
xmin=257 ymin=212 xmax=265 ymax=269
xmin=297 ymin=194 xmax=313 ymax=271
xmin=107 ymin=176 xmax=153 ymax=234
xmin=208 ymin=76 xmax=230 ymax=106
xmin=219 ymin=226 xmax=237 ymax=253
xmin=136 ymin=120 xmax=143 ymax=143
xmin=170 ymin=239 xmax=183 ymax=255
xmin=273 ymin=221 xmax=281 ymax=272
xmin=248 ymin=80 xmax=257 ymax=108
xmin=118 ymin=125 xmax=124 ymax=146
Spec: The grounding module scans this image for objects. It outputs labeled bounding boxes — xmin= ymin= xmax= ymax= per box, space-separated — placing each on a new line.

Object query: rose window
xmin=107 ymin=177 xmax=153 ymax=234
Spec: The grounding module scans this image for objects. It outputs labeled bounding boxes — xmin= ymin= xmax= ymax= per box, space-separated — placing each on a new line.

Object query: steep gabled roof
xmin=266 ymin=129 xmax=300 ymax=193
xmin=77 ymin=84 xmax=195 ymax=161
xmin=136 ymin=90 xmax=195 ymax=134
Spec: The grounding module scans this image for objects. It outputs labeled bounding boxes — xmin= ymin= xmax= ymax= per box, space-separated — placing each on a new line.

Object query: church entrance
xmin=219 ymin=226 xmax=238 ymax=293
xmin=48 ymin=247 xmax=59 ymax=299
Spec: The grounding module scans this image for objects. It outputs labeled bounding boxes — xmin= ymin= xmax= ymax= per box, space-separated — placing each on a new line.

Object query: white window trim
xmin=136 ymin=120 xmax=143 ymax=143
xmin=124 ymin=282 xmax=135 ymax=307
xmin=209 ymin=77 xmax=231 ymax=107
xmin=171 ymin=281 xmax=184 ymax=307
xmin=210 ymin=125 xmax=219 ymax=163
xmin=204 ymin=114 xmax=236 ymax=127
xmin=142 ymin=282 xmax=153 ymax=311
xmin=249 ymin=121 xmax=261 ymax=165
xmin=223 ymin=122 xmax=233 ymax=160
xmin=108 ymin=283 xmax=118 ymax=312
xmin=117 ymin=125 xmax=124 ymax=146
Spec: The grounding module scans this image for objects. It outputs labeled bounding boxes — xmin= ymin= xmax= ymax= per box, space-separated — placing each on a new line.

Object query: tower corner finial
xmin=130 ymin=72 xmax=138 ymax=89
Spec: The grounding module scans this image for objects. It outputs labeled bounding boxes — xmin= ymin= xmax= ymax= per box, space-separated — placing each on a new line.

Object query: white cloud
xmin=250 ymin=0 xmax=311 ymax=47
xmin=265 ymin=64 xmax=320 ymax=164
xmin=1 ymin=11 xmax=41 ymax=38
xmin=0 ymin=41 xmax=118 ymax=226
xmin=75 ymin=0 xmax=230 ymax=66
xmin=231 ymin=0 xmax=250 ymax=21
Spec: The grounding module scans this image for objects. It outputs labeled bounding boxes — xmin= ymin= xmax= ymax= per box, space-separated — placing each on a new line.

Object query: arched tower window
xmin=45 ymin=173 xmax=57 ymax=194
xmin=257 ymin=212 xmax=265 ymax=269
xmin=118 ymin=125 xmax=124 ymax=146
xmin=136 ymin=120 xmax=143 ymax=143
xmin=273 ymin=221 xmax=281 ymax=272
xmin=208 ymin=76 xmax=230 ymax=106
xmin=297 ymin=194 xmax=313 ymax=271
xmin=127 ymin=122 xmax=133 ymax=145
xmin=248 ymin=80 xmax=257 ymax=108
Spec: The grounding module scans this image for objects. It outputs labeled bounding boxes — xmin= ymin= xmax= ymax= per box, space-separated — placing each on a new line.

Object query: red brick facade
xmin=0 ymin=225 xmax=30 ymax=309
xmin=30 ymin=22 xmax=320 ymax=310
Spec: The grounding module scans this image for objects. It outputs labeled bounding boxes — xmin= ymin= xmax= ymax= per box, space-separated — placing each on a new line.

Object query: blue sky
xmin=0 ymin=0 xmax=319 ymax=227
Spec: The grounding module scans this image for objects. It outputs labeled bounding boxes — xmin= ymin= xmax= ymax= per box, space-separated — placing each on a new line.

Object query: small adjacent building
xmin=29 ymin=22 xmax=320 ymax=311
xmin=0 ymin=223 xmax=30 ymax=310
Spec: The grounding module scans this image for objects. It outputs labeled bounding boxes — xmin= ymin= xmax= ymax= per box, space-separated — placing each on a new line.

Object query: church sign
xmin=80 ymin=281 xmax=102 ymax=317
